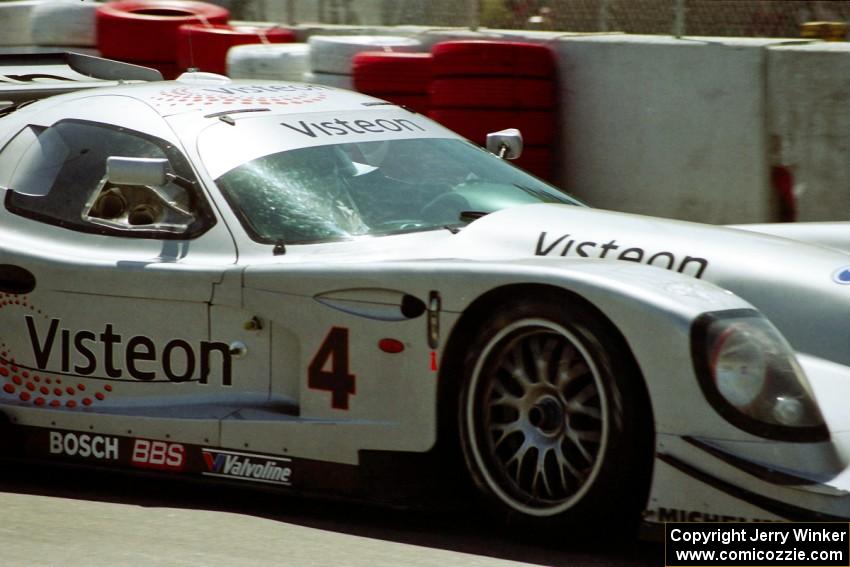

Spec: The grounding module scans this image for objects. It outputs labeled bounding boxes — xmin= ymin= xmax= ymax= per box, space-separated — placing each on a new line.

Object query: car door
xmin=0 ymin=118 xmax=270 ymax=457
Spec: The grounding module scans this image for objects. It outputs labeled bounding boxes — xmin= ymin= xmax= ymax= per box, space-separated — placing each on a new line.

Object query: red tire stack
xmin=177 ymin=24 xmax=296 ymax=76
xmin=96 ymin=0 xmax=229 ymax=79
xmin=428 ymin=40 xmax=558 ymax=181
xmin=352 ymin=52 xmax=432 ymax=114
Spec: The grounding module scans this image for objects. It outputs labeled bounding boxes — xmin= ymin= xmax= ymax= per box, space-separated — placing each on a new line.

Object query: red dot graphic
xmin=34 ymin=397 xmax=45 ymax=406
xmin=77 ymin=384 xmax=86 ymax=391
xmin=49 ymin=400 xmax=60 ymax=407
xmin=39 ymin=386 xmax=48 ymax=395
xmin=25 ymin=382 xmax=34 ymax=391
xmin=95 ymin=392 xmax=105 ymax=401
xmin=105 ymin=384 xmax=113 ymax=392
xmin=12 ymin=375 xmax=21 ymax=385
xmin=66 ymin=400 xmax=77 ymax=408
xmin=0 ymin=368 xmax=9 ymax=377
xmin=54 ymin=388 xmax=63 ymax=396
xmin=82 ymin=398 xmax=92 ymax=406
xmin=19 ymin=392 xmax=30 ymax=401
xmin=3 ymin=384 xmax=14 ymax=394
xmin=66 ymin=387 xmax=74 ymax=395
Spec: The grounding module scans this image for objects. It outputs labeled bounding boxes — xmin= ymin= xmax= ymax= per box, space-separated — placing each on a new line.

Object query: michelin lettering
xmin=535 ymin=232 xmax=709 ymax=278
xmin=25 ymin=316 xmax=232 ymax=385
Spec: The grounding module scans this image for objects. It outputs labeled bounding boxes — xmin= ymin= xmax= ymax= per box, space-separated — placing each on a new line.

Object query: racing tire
xmin=31 ymin=0 xmax=99 ymax=47
xmin=430 ymin=77 xmax=555 ymax=110
xmin=431 ymin=40 xmax=556 ymax=78
xmin=458 ymin=294 xmax=651 ymax=534
xmin=96 ymin=0 xmax=230 ymax=62
xmin=352 ymin=52 xmax=433 ymax=94
xmin=177 ymin=24 xmax=295 ymax=75
xmin=308 ymin=35 xmax=423 ymax=75
xmin=226 ymin=43 xmax=310 ymax=81
xmin=428 ymin=109 xmax=555 ymax=145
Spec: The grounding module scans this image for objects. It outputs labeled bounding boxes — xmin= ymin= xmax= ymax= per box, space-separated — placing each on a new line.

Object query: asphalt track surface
xmin=0 ymin=463 xmax=661 ymax=566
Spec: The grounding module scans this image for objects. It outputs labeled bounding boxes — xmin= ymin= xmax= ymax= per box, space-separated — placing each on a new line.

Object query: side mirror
xmin=107 ymin=156 xmax=169 ymax=186
xmin=486 ymin=128 xmax=523 ymax=160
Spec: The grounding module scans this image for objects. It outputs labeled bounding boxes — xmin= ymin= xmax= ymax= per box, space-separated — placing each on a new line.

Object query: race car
xmin=0 ymin=52 xmax=848 ymax=534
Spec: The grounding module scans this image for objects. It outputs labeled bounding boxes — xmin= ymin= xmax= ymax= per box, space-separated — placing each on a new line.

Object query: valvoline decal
xmin=833 ymin=266 xmax=850 ymax=284
xmin=150 ymin=84 xmax=330 ymax=109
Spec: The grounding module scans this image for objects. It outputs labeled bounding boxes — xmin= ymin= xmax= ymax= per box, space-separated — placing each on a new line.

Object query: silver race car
xmin=0 ymin=53 xmax=848 ymax=534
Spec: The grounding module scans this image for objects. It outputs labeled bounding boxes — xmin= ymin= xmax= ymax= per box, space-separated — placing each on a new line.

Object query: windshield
xmin=209 ymin=136 xmax=580 ymax=244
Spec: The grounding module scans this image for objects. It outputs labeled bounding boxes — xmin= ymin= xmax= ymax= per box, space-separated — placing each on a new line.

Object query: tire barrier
xmin=302 ymin=71 xmax=353 ymax=90
xmin=307 ymin=35 xmax=422 ymax=90
xmin=352 ymin=51 xmax=432 ymax=114
xmin=96 ymin=0 xmax=229 ymax=78
xmin=31 ymin=0 xmax=99 ymax=47
xmin=428 ymin=40 xmax=558 ymax=181
xmin=0 ymin=0 xmax=52 ymax=46
xmin=431 ymin=40 xmax=556 ymax=78
xmin=177 ymin=24 xmax=295 ymax=75
xmin=226 ymin=43 xmax=310 ymax=81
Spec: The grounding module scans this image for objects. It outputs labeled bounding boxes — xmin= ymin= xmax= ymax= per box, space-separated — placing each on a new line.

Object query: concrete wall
xmin=247 ymin=24 xmax=850 ymax=224
xmin=551 ymin=36 xmax=784 ymax=224
xmin=768 ymin=42 xmax=850 ymax=222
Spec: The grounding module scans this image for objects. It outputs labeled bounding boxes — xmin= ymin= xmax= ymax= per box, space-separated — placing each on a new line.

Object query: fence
xmin=252 ymin=1 xmax=850 ymax=38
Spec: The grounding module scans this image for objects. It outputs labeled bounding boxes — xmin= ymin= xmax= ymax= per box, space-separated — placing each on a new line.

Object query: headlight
xmin=692 ymin=309 xmax=828 ymax=442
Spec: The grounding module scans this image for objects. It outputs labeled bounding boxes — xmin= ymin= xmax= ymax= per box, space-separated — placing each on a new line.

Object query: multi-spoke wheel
xmin=458 ymin=296 xmax=651 ymax=530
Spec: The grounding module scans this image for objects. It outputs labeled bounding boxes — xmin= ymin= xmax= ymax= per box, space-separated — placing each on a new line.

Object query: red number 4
xmin=308 ymin=327 xmax=356 ymax=410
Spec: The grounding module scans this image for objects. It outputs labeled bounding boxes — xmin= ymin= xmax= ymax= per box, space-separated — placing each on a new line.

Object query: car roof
xmin=51 ymin=73 xmax=384 ymax=118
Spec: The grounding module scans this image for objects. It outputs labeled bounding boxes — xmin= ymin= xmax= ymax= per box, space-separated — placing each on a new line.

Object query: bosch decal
xmin=281 ymin=117 xmax=426 ymax=139
xmin=131 ymin=439 xmax=185 ymax=471
xmin=535 ymin=231 xmax=709 ymax=278
xmin=24 ymin=316 xmax=233 ymax=385
xmin=202 ymin=449 xmax=293 ymax=486
xmin=49 ymin=431 xmax=119 ymax=461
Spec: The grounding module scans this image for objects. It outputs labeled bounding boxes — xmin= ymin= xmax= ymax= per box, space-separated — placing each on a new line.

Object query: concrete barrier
xmin=550 ymin=35 xmax=791 ymax=223
xmin=767 ymin=42 xmax=850 ymax=222
xmin=31 ymin=9 xmax=842 ymax=225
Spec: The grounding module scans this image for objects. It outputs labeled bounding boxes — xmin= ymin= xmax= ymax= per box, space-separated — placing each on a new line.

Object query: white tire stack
xmin=0 ymin=0 xmax=51 ymax=46
xmin=227 ymin=43 xmax=310 ymax=81
xmin=30 ymin=0 xmax=100 ymax=47
xmin=306 ymin=35 xmax=422 ymax=90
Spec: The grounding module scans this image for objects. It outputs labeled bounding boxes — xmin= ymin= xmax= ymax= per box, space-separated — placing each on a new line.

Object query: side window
xmin=1 ymin=120 xmax=213 ymax=238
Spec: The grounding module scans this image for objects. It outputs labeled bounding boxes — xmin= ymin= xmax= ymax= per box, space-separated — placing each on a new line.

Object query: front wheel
xmin=458 ymin=296 xmax=651 ymax=531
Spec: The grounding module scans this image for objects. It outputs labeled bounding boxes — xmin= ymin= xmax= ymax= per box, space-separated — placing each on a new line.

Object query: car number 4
xmin=308 ymin=327 xmax=356 ymax=410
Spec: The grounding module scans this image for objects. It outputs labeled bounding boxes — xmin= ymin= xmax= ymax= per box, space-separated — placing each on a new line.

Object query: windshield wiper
xmin=441 ymin=211 xmax=491 ymax=234
xmin=459 ymin=210 xmax=490 ymax=221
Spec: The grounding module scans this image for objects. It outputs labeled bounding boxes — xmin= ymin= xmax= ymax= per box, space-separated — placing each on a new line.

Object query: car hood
xmin=449 ymin=203 xmax=850 ymax=365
